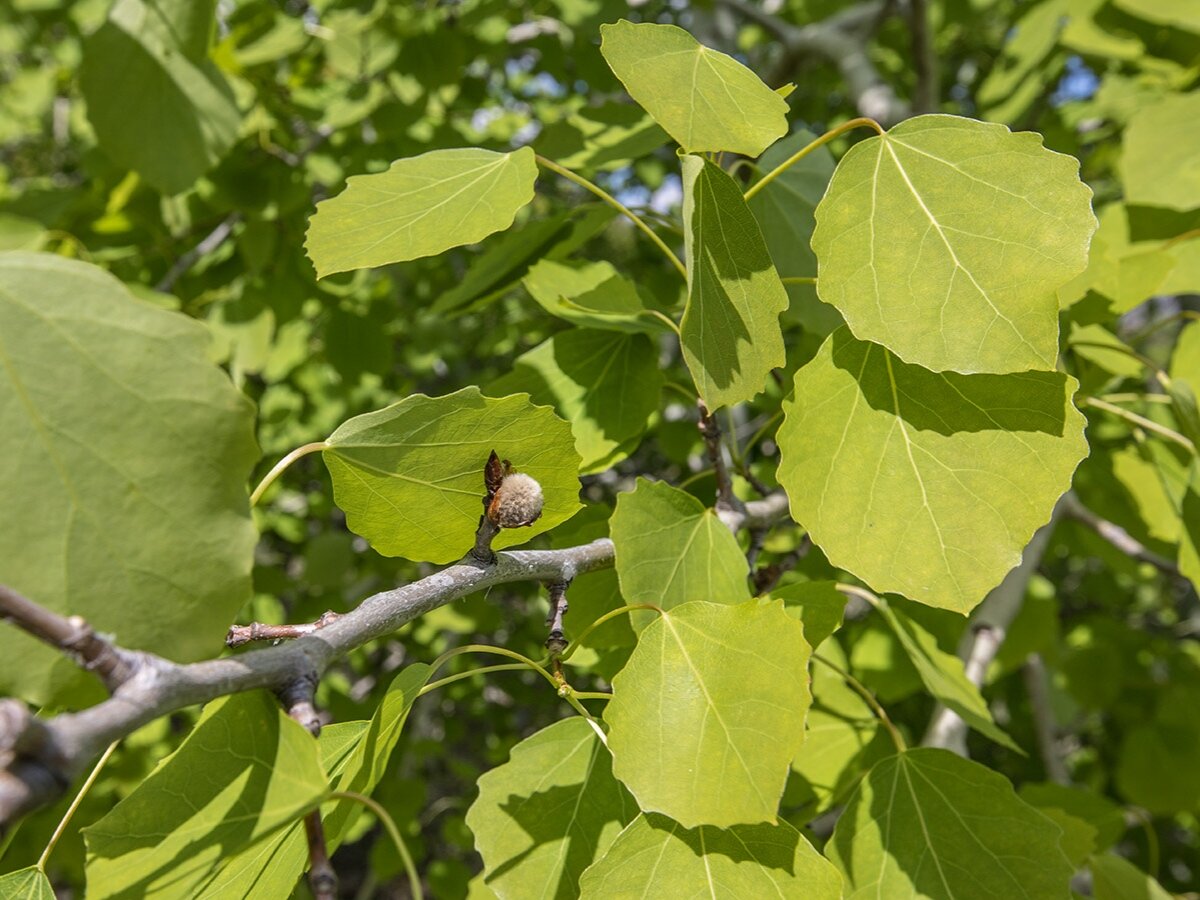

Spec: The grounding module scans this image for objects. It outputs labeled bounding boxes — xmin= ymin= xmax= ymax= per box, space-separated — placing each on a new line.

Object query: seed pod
xmin=487 ymin=472 xmax=544 ymax=528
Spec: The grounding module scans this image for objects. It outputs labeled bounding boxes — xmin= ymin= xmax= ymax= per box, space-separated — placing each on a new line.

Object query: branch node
xmin=278 ymin=670 xmax=323 ymax=737
xmin=545 ymin=581 xmax=570 ymax=657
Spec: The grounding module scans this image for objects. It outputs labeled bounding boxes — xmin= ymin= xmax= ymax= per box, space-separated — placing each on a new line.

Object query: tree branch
xmin=0 ymin=493 xmax=788 ymax=825
xmin=155 ymin=213 xmax=241 ymax=293
xmin=1060 ymin=492 xmax=1179 ymax=574
xmin=909 ymin=0 xmax=938 ymax=113
xmin=923 ymin=505 xmax=1061 ymax=753
xmin=720 ymin=0 xmax=911 ymax=125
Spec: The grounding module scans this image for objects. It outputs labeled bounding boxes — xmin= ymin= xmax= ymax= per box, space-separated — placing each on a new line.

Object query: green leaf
xmin=680 ymin=155 xmax=789 ymax=410
xmin=490 ymin=329 xmax=663 ymax=474
xmin=604 ymin=599 xmax=811 ymax=827
xmin=577 ymin=814 xmax=842 ymax=899
xmin=777 ymin=329 xmax=1087 ymax=613
xmin=198 ymin=665 xmax=431 ymax=896
xmin=812 ymin=115 xmax=1095 ymax=374
xmin=771 ymin=581 xmax=847 ymax=648
xmin=609 ymin=479 xmax=751 ymax=629
xmin=522 ymin=259 xmax=660 ymax=334
xmin=875 ymin=597 xmax=1021 ymax=751
xmin=84 ymin=692 xmax=329 ymax=899
xmin=466 ymin=718 xmax=635 ymax=899
xmin=1019 ymin=783 xmax=1126 ymax=855
xmin=1091 ymin=853 xmax=1174 ymax=900
xmin=598 ymin=20 xmax=788 ymax=156
xmin=828 ymin=749 xmax=1075 ymax=899
xmin=0 ymin=252 xmax=258 ymax=706
xmin=305 ymin=147 xmax=538 ymax=278
xmin=1121 ymin=93 xmax=1200 ymax=211
xmin=0 ymin=868 xmax=54 ymax=900
xmin=80 ymin=0 xmax=240 ymax=195
xmin=533 ymin=102 xmax=670 ymax=173
xmin=323 ymin=387 xmax=581 ymax=563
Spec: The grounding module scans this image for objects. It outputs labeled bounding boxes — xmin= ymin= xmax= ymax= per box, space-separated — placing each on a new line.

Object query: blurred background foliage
xmin=1 ymin=0 xmax=1198 ymax=896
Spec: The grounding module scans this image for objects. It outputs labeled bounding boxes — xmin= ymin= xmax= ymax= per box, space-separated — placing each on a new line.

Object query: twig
xmin=753 ymin=534 xmax=812 ymax=594
xmin=1060 ymin=493 xmax=1179 ymax=574
xmin=698 ymin=402 xmax=741 ymax=519
xmin=0 ymin=493 xmax=790 ymax=825
xmin=281 ymin=671 xmax=336 ymax=898
xmin=909 ymin=0 xmax=937 ymax=113
xmin=0 ymin=586 xmax=137 ymax=692
xmin=1023 ymin=654 xmax=1070 ymax=784
xmin=923 ymin=507 xmax=1061 ymax=753
xmin=544 ymin=581 xmax=570 ymax=658
xmin=227 ymin=611 xmax=342 ymax=648
xmin=155 ymin=213 xmax=241 ymax=293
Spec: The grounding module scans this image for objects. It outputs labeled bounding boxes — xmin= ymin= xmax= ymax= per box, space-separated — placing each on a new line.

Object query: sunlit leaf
xmin=306 ymin=147 xmax=538 ymax=278
xmin=0 ymin=868 xmax=54 ymax=900
xmin=1120 ymin=93 xmax=1200 ymax=211
xmin=324 ymin=387 xmax=581 ymax=563
xmin=777 ymin=328 xmax=1087 ymax=612
xmin=604 ymin=600 xmax=810 ymax=827
xmin=812 ymin=115 xmax=1095 ymax=374
xmin=599 ymin=20 xmax=788 ymax=156
xmin=522 ymin=259 xmax=661 ymax=334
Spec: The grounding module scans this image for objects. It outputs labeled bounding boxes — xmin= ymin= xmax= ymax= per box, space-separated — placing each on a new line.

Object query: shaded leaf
xmin=324 ymin=387 xmax=581 ymax=563
xmin=1091 ymin=852 xmax=1174 ymax=900
xmin=534 ymin=102 xmax=670 ymax=173
xmin=84 ymin=692 xmax=328 ymax=899
xmin=875 ymin=597 xmax=1020 ymax=751
xmin=466 ymin=718 xmax=635 ymax=899
xmin=828 ymin=749 xmax=1074 ymax=899
xmin=599 ymin=20 xmax=788 ymax=156
xmin=777 ymin=329 xmax=1087 ymax=612
xmin=681 ymin=155 xmax=788 ymax=410
xmin=604 ymin=600 xmax=810 ymax=827
xmin=609 ymin=479 xmax=750 ymax=629
xmin=578 ymin=814 xmax=842 ymax=899
xmin=306 ymin=148 xmax=538 ymax=278
xmin=0 ymin=253 xmax=258 ymax=706
xmin=771 ymin=581 xmax=847 ymax=648
xmin=522 ymin=259 xmax=660 ymax=334
xmin=81 ymin=0 xmax=240 ymax=195
xmin=812 ymin=115 xmax=1094 ymax=374
xmin=490 ymin=329 xmax=663 ymax=474
xmin=1120 ymin=93 xmax=1200 ymax=211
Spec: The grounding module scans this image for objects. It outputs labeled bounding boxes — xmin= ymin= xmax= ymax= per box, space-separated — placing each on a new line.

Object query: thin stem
xmin=780 ymin=276 xmax=817 ymax=285
xmin=250 ymin=441 xmax=328 ymax=506
xmin=1082 ymin=396 xmax=1196 ymax=455
xmin=38 ymin=741 xmax=118 ymax=871
xmin=560 ymin=604 xmax=662 ymax=662
xmin=330 ymin=791 xmax=423 ymax=900
xmin=418 ymin=663 xmax=529 ymax=696
xmin=1097 ymin=393 xmax=1172 ymax=405
xmin=835 ymin=581 xmax=881 ymax=609
xmin=1068 ymin=340 xmax=1168 ymax=384
xmin=744 ymin=117 xmax=885 ymax=202
xmin=427 ymin=644 xmax=558 ymax=692
xmin=643 ymin=308 xmax=681 ymax=335
xmin=812 ymin=652 xmax=906 ymax=753
xmin=571 ymin=691 xmax=612 ymax=701
xmin=534 ymin=154 xmax=687 ymax=280
xmin=1131 ymin=309 xmax=1200 ymax=343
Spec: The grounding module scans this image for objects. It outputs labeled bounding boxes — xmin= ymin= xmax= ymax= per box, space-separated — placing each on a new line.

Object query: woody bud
xmin=487 ymin=473 xmax=544 ymax=528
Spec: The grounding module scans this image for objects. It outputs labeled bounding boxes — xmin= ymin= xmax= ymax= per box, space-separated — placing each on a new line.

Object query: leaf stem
xmin=570 ymin=691 xmax=613 ymax=701
xmin=744 ymin=117 xmax=884 ymax=202
xmin=418 ymin=663 xmax=529 ymax=696
xmin=534 ymin=154 xmax=688 ymax=280
xmin=1081 ymin=396 xmax=1196 ymax=454
xmin=427 ymin=644 xmax=558 ymax=692
xmin=1068 ymin=339 xmax=1169 ymax=384
xmin=250 ymin=441 xmax=329 ymax=506
xmin=812 ymin=652 xmax=906 ymax=753
xmin=330 ymin=790 xmax=423 ymax=900
xmin=642 ymin=308 xmax=682 ymax=335
xmin=780 ymin=276 xmax=817 ymax=285
xmin=559 ymin=604 xmax=662 ymax=662
xmin=38 ymin=740 xmax=118 ymax=871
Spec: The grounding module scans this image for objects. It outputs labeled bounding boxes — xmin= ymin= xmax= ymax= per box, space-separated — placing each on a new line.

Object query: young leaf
xmin=681 ymin=155 xmax=789 ymax=410
xmin=80 ymin=0 xmax=239 ymax=194
xmin=874 ymin=597 xmax=1020 ymax=751
xmin=577 ymin=814 xmax=842 ymax=899
xmin=777 ymin=329 xmax=1087 ymax=613
xmin=609 ymin=479 xmax=751 ymax=628
xmin=83 ymin=692 xmax=329 ymax=899
xmin=466 ymin=718 xmax=635 ymax=899
xmin=598 ymin=20 xmax=788 ymax=156
xmin=1119 ymin=93 xmax=1200 ymax=211
xmin=0 ymin=253 xmax=259 ymax=707
xmin=604 ymin=599 xmax=811 ymax=828
xmin=489 ymin=329 xmax=664 ymax=474
xmin=323 ymin=387 xmax=581 ymax=563
xmin=305 ymin=147 xmax=538 ymax=278
xmin=522 ymin=258 xmax=661 ymax=334
xmin=828 ymin=749 xmax=1075 ymax=898
xmin=812 ymin=115 xmax=1095 ymax=374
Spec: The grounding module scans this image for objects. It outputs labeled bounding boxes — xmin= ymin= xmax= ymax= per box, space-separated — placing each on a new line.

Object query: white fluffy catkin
xmin=490 ymin=473 xmax=544 ymax=528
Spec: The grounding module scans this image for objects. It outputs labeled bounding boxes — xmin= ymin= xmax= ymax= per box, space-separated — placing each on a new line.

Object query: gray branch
xmin=719 ymin=0 xmax=911 ymax=125
xmin=0 ymin=493 xmax=788 ymax=825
